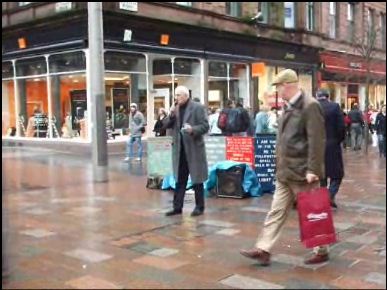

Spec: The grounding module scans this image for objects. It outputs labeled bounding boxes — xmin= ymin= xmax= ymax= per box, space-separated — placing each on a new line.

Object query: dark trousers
xmin=174 ymin=145 xmax=204 ymax=211
xmin=320 ymin=178 xmax=342 ymax=201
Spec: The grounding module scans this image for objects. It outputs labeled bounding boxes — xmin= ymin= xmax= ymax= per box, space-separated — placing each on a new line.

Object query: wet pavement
xmin=2 ymin=146 xmax=386 ymax=289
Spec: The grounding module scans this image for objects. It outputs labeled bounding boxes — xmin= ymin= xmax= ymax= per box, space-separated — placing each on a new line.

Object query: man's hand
xmin=306 ymin=173 xmax=319 ymax=184
xmin=183 ymin=124 xmax=193 ymax=134
xmin=169 ymin=103 xmax=178 ymax=116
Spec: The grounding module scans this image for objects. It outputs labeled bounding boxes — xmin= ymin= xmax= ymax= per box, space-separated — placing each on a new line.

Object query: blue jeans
xmin=127 ymin=136 xmax=142 ymax=159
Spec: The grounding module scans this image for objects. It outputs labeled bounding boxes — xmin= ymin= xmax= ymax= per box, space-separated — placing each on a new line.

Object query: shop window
xmin=153 ymin=59 xmax=172 ymax=76
xmin=49 ymin=51 xmax=86 ymax=73
xmin=105 ymin=51 xmax=146 ymax=73
xmin=104 ymin=73 xmax=147 ymax=135
xmin=2 ymin=62 xmax=14 ymax=79
xmin=49 ymin=74 xmax=87 ymax=139
xmin=229 ymin=63 xmax=247 ymax=106
xmin=16 ymin=57 xmax=47 ymax=77
xmin=208 ymin=61 xmax=228 ymax=109
xmin=2 ymin=80 xmax=16 ymax=137
xmin=16 ymin=77 xmax=49 ymax=138
xmin=173 ymin=58 xmax=201 ymax=101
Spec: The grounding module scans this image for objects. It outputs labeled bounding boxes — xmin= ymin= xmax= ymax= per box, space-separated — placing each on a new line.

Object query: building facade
xmin=2 ymin=2 xmax=385 ymax=144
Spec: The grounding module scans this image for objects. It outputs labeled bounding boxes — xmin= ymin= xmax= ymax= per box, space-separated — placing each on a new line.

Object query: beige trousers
xmin=255 ymin=180 xmax=328 ymax=255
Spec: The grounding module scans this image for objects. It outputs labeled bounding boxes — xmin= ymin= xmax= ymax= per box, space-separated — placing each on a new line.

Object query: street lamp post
xmin=88 ymin=2 xmax=108 ymax=182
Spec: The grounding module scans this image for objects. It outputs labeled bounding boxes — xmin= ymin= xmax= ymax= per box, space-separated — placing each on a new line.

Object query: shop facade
xmin=319 ymin=51 xmax=386 ymax=112
xmin=2 ymin=11 xmax=319 ymax=144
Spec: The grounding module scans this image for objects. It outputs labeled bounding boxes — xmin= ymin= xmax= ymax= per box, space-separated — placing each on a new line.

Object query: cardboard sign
xmin=226 ymin=137 xmax=255 ymax=170
xmin=147 ymin=137 xmax=173 ymax=177
xmin=204 ymin=136 xmax=226 ymax=168
xmin=254 ymin=134 xmax=276 ymax=193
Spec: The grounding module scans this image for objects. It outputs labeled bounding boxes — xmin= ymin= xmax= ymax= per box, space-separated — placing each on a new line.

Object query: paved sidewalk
xmin=2 ymin=146 xmax=386 ymax=289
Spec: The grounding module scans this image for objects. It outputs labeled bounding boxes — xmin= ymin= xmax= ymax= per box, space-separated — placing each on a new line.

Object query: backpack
xmin=226 ymin=108 xmax=250 ymax=133
xmin=217 ymin=109 xmax=229 ymax=130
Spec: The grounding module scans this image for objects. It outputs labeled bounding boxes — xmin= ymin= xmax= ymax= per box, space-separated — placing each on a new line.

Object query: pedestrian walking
xmin=163 ymin=85 xmax=209 ymax=217
xmin=208 ymin=108 xmax=222 ymax=136
xmin=240 ymin=69 xmax=329 ymax=266
xmin=316 ymin=89 xmax=345 ymax=210
xmin=348 ymin=103 xmax=364 ymax=151
xmin=268 ymin=107 xmax=279 ymax=134
xmin=375 ymin=105 xmax=386 ymax=158
xmin=255 ymin=105 xmax=269 ymax=135
xmin=124 ymin=103 xmax=145 ymax=162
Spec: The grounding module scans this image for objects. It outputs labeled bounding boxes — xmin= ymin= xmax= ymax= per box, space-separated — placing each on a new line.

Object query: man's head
xmin=175 ymin=85 xmax=190 ymax=105
xmin=271 ymin=69 xmax=299 ymax=101
xmin=130 ymin=103 xmax=137 ymax=113
xmin=226 ymin=99 xmax=236 ymax=108
xmin=382 ymin=105 xmax=386 ymax=114
xmin=316 ymin=89 xmax=330 ymax=100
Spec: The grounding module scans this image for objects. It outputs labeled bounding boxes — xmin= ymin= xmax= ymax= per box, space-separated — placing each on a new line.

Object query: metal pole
xmin=88 ymin=2 xmax=108 ymax=182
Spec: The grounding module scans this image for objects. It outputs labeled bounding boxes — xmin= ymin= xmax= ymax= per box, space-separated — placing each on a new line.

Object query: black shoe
xmin=165 ymin=209 xmax=182 ymax=216
xmin=191 ymin=208 xmax=204 ymax=217
xmin=330 ymin=201 xmax=338 ymax=209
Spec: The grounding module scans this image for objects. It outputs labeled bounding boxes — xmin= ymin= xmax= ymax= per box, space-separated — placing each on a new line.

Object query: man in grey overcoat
xmin=163 ymin=86 xmax=209 ymax=217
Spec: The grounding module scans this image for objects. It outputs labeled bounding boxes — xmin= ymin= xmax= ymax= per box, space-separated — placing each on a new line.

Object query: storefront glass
xmin=208 ymin=61 xmax=228 ymax=109
xmin=105 ymin=51 xmax=147 ymax=137
xmin=49 ymin=51 xmax=87 ymax=139
xmin=173 ymin=57 xmax=201 ymax=101
xmin=258 ymin=65 xmax=278 ymax=108
xmin=229 ymin=63 xmax=248 ymax=106
xmin=2 ymin=61 xmax=15 ymax=137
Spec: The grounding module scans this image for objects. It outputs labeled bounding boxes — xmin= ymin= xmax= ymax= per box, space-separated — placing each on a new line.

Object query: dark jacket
xmin=276 ymin=92 xmax=326 ymax=183
xmin=375 ymin=113 xmax=386 ymax=136
xmin=348 ymin=108 xmax=364 ymax=125
xmin=318 ymin=99 xmax=345 ymax=179
xmin=153 ymin=116 xmax=167 ymax=137
xmin=163 ymin=100 xmax=209 ymax=184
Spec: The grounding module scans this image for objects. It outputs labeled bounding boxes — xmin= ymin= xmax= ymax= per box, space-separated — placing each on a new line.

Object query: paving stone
xmin=199 ymin=220 xmax=235 ymax=228
xmin=128 ymin=242 xmax=160 ymax=254
xmin=241 ymin=206 xmax=269 ymax=213
xmin=24 ymin=208 xmax=51 ymax=215
xmin=272 ymin=254 xmax=328 ymax=270
xmin=65 ymin=248 xmax=113 ymax=263
xmin=334 ymin=222 xmax=354 ymax=231
xmin=345 ymin=235 xmax=378 ymax=245
xmin=284 ymin=278 xmax=336 ymax=289
xmin=65 ymin=275 xmax=122 ymax=289
xmin=364 ymin=272 xmax=386 ymax=286
xmin=215 ymin=229 xmax=240 ymax=236
xmin=19 ymin=229 xmax=57 ymax=238
xmin=219 ymin=274 xmax=284 ymax=289
xmin=149 ymin=248 xmax=179 ymax=257
xmin=133 ymin=255 xmax=189 ymax=270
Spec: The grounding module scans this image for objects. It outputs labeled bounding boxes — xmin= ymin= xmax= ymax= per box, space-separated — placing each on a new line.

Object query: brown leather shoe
xmin=304 ymin=253 xmax=329 ymax=265
xmin=239 ymin=248 xmax=271 ymax=266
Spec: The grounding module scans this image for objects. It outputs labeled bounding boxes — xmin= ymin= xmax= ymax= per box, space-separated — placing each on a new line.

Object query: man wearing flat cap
xmin=240 ymin=69 xmax=330 ymax=265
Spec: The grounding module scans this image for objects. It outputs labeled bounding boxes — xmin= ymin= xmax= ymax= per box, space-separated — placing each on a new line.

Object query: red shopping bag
xmin=297 ymin=187 xmax=337 ymax=248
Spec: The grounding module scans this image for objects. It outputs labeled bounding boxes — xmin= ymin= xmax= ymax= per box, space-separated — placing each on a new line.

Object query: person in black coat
xmin=375 ymin=105 xmax=386 ymax=158
xmin=316 ymin=89 xmax=345 ymax=209
xmin=153 ymin=108 xmax=167 ymax=137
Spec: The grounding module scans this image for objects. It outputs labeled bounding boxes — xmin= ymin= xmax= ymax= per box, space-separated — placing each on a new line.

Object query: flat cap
xmin=271 ymin=69 xmax=298 ymax=86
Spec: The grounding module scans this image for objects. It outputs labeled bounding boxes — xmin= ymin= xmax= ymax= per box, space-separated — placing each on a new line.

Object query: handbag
xmin=297 ymin=187 xmax=337 ymax=248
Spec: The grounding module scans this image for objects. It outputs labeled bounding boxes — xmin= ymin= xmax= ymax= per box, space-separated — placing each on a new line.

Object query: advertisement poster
xmin=204 ymin=136 xmax=226 ymax=168
xmin=226 ymin=137 xmax=255 ymax=170
xmin=255 ymin=134 xmax=276 ymax=193
xmin=147 ymin=137 xmax=173 ymax=177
